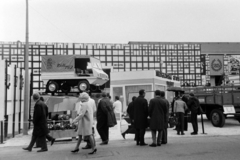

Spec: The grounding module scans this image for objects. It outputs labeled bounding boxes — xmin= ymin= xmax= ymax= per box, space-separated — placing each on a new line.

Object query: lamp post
xmin=23 ymin=0 xmax=29 ymax=135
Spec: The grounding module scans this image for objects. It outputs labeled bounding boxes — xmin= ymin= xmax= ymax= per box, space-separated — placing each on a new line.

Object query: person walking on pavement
xmin=160 ymin=91 xmax=169 ymax=145
xmin=133 ymin=89 xmax=148 ymax=146
xmin=174 ymin=96 xmax=188 ymax=135
xmin=121 ymin=96 xmax=137 ymax=139
xmin=23 ymin=93 xmax=49 ymax=152
xmin=187 ymin=93 xmax=200 ymax=135
xmin=148 ymin=90 xmax=167 ymax=147
xmin=113 ymin=96 xmax=122 ymax=118
xmin=96 ymin=92 xmax=112 ymax=145
xmin=71 ymin=92 xmax=97 ymax=155
xmin=81 ymin=92 xmax=97 ymax=150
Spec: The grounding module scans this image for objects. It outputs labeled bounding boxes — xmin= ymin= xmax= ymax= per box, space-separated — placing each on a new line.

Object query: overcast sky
xmin=1 ymin=0 xmax=240 ymax=44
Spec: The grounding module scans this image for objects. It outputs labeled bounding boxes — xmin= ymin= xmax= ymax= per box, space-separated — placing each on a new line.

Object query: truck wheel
xmin=77 ymin=81 xmax=89 ymax=92
xmin=210 ymin=109 xmax=225 ymax=127
xmin=61 ymin=83 xmax=71 ymax=93
xmin=47 ymin=81 xmax=59 ymax=93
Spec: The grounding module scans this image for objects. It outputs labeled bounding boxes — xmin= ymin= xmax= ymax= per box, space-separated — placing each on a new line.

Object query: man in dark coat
xmin=187 ymin=93 xmax=200 ymax=135
xmin=133 ymin=89 xmax=148 ymax=146
xmin=23 ymin=93 xmax=49 ymax=152
xmin=121 ymin=96 xmax=137 ymax=139
xmin=35 ymin=97 xmax=55 ymax=148
xmin=160 ymin=91 xmax=169 ymax=145
xmin=148 ymin=90 xmax=167 ymax=147
xmin=96 ymin=92 xmax=112 ymax=145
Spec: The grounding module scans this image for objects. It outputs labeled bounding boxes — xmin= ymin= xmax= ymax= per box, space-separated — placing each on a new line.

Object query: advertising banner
xmin=0 ymin=60 xmax=5 ymax=121
xmin=228 ymin=55 xmax=240 ymax=75
xmin=41 ymin=55 xmax=75 ymax=72
xmin=209 ymin=55 xmax=224 ymax=76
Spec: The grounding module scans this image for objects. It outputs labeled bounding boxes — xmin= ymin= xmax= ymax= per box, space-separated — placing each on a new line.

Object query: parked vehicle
xmin=184 ymin=85 xmax=240 ymax=127
xmin=41 ymin=55 xmax=109 ymax=94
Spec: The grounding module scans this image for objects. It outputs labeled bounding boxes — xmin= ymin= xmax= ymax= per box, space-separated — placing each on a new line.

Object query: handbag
xmin=168 ymin=116 xmax=178 ymax=128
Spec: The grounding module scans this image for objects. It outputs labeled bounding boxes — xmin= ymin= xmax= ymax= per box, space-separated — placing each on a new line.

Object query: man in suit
xmin=160 ymin=91 xmax=169 ymax=144
xmin=133 ymin=89 xmax=148 ymax=146
xmin=148 ymin=90 xmax=167 ymax=147
xmin=23 ymin=93 xmax=49 ymax=152
xmin=96 ymin=92 xmax=112 ymax=145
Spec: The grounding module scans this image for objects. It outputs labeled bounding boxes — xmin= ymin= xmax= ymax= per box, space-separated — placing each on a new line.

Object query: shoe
xmin=22 ymin=147 xmax=32 ymax=152
xmin=51 ymin=139 xmax=55 ymax=146
xmin=71 ymin=148 xmax=79 ymax=153
xmin=82 ymin=145 xmax=91 ymax=149
xmin=140 ymin=143 xmax=148 ymax=146
xmin=88 ymin=148 xmax=97 ymax=155
xmin=149 ymin=143 xmax=157 ymax=147
xmin=181 ymin=133 xmax=185 ymax=135
xmin=177 ymin=133 xmax=180 ymax=135
xmin=33 ymin=146 xmax=41 ymax=148
xmin=136 ymin=142 xmax=139 ymax=146
xmin=161 ymin=142 xmax=167 ymax=145
xmin=99 ymin=141 xmax=108 ymax=145
xmin=122 ymin=133 xmax=126 ymax=139
xmin=157 ymin=143 xmax=162 ymax=146
xmin=191 ymin=132 xmax=198 ymax=135
xmin=37 ymin=149 xmax=48 ymax=152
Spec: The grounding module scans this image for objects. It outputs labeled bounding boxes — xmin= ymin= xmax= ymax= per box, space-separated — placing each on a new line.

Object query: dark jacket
xmin=97 ymin=97 xmax=112 ymax=124
xmin=127 ymin=101 xmax=134 ymax=120
xmin=149 ymin=96 xmax=167 ymax=130
xmin=133 ymin=95 xmax=148 ymax=129
xmin=187 ymin=96 xmax=200 ymax=113
xmin=32 ymin=100 xmax=49 ymax=137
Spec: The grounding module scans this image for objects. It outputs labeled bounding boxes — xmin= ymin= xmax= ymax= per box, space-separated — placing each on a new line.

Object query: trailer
xmin=41 ymin=55 xmax=109 ymax=94
xmin=184 ymin=85 xmax=240 ymax=127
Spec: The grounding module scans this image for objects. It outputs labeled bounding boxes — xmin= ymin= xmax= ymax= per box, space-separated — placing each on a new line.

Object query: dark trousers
xmin=162 ymin=128 xmax=168 ymax=144
xmin=191 ymin=112 xmax=198 ymax=133
xmin=28 ymin=135 xmax=47 ymax=150
xmin=151 ymin=129 xmax=163 ymax=144
xmin=176 ymin=112 xmax=184 ymax=134
xmin=36 ymin=134 xmax=53 ymax=147
xmin=135 ymin=128 xmax=146 ymax=144
xmin=97 ymin=123 xmax=109 ymax=142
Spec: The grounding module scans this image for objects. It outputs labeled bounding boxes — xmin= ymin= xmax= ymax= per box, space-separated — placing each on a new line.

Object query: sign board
xmin=209 ymin=55 xmax=224 ymax=76
xmin=228 ymin=55 xmax=240 ymax=75
xmin=0 ymin=60 xmax=5 ymax=121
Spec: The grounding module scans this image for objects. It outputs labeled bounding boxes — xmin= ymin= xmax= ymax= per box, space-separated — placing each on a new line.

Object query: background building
xmin=0 ymin=41 xmax=240 ymax=92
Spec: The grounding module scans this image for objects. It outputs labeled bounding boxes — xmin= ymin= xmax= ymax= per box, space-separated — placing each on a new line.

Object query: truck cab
xmin=41 ymin=55 xmax=109 ymax=94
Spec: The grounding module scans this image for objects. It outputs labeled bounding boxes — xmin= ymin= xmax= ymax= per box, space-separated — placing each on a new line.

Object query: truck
xmin=41 ymin=55 xmax=109 ymax=94
xmin=183 ymin=85 xmax=240 ymax=127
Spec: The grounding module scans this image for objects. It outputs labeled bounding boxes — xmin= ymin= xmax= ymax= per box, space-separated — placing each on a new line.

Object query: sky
xmin=1 ymin=0 xmax=240 ymax=44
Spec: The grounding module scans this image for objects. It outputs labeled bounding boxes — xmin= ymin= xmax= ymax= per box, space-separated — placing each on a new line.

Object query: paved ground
xmin=0 ymin=116 xmax=240 ymax=160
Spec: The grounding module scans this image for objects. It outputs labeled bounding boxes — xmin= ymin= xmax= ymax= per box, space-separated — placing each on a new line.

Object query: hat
xmin=79 ymin=92 xmax=89 ymax=102
xmin=189 ymin=93 xmax=194 ymax=96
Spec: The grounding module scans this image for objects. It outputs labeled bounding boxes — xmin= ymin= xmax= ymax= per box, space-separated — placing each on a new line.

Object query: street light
xmin=23 ymin=0 xmax=29 ymax=135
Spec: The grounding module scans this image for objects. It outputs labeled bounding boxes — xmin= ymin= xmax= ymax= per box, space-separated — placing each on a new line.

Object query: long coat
xmin=133 ymin=95 xmax=148 ymax=129
xmin=73 ymin=101 xmax=93 ymax=136
xmin=32 ymin=100 xmax=49 ymax=137
xmin=148 ymin=96 xmax=167 ymax=130
xmin=96 ymin=97 xmax=111 ymax=129
xmin=162 ymin=98 xmax=170 ymax=129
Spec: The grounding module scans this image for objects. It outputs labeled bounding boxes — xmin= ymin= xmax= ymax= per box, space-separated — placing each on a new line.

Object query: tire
xmin=61 ymin=83 xmax=71 ymax=93
xmin=77 ymin=80 xmax=89 ymax=92
xmin=47 ymin=81 xmax=59 ymax=93
xmin=210 ymin=109 xmax=225 ymax=127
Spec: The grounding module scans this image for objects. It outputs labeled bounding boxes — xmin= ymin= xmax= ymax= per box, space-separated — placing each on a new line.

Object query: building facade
xmin=0 ymin=41 xmax=240 ymax=91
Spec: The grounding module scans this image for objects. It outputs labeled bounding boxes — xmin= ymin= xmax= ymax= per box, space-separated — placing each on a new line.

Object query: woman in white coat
xmin=71 ymin=92 xmax=97 ymax=154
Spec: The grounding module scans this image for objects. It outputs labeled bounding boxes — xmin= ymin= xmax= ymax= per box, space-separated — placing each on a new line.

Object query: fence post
xmin=12 ymin=65 xmax=17 ymax=138
xmin=19 ymin=69 xmax=23 ymax=134
xmin=201 ymin=113 xmax=207 ymax=134
xmin=4 ymin=60 xmax=8 ymax=138
xmin=1 ymin=121 xmax=3 ymax=144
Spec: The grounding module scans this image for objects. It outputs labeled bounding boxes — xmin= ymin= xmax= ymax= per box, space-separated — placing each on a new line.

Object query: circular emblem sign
xmin=211 ymin=59 xmax=222 ymax=72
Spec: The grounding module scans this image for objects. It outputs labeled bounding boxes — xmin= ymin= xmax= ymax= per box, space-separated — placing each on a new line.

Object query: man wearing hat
xmin=187 ymin=93 xmax=200 ymax=135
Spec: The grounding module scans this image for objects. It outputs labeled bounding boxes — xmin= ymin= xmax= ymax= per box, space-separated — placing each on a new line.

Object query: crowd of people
xmin=22 ymin=88 xmax=201 ymax=154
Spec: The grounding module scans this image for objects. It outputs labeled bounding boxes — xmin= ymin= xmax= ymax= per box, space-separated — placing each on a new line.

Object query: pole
xmin=201 ymin=113 xmax=207 ymax=134
xmin=1 ymin=121 xmax=3 ymax=144
xmin=12 ymin=65 xmax=17 ymax=137
xmin=23 ymin=0 xmax=29 ymax=135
